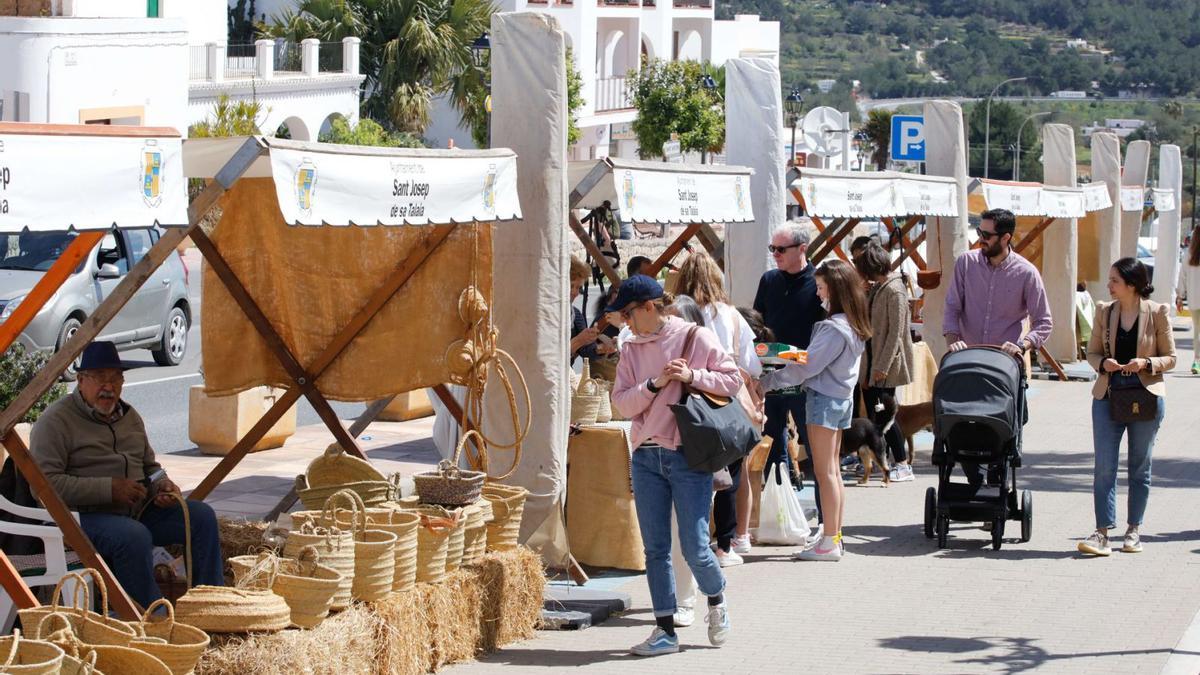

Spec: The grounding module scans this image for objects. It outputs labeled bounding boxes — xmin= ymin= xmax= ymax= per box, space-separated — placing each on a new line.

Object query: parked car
xmin=0 ymin=228 xmax=191 ymax=379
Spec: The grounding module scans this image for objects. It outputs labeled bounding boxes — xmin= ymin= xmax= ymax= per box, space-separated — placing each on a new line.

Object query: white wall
xmin=189 ymin=78 xmax=361 ymax=140
xmin=164 ymin=0 xmax=227 ymax=46
xmin=712 ymin=15 xmax=779 ymax=66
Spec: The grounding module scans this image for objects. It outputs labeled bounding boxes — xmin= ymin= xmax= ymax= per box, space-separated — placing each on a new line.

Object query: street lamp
xmin=1013 ymin=111 xmax=1051 ymax=181
xmin=470 ymin=32 xmax=491 ymax=147
xmin=785 ymin=87 xmax=804 ymax=167
xmin=983 ymin=76 xmax=1028 ymax=179
xmin=700 ymin=74 xmax=718 ymax=163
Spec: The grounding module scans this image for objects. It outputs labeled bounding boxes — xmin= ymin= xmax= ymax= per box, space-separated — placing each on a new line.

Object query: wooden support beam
xmin=810 ymin=218 xmax=859 ymax=264
xmin=1013 ymin=218 xmax=1057 ymax=255
xmin=891 ymin=230 xmax=927 ymax=272
xmin=0 ymin=549 xmax=39 ymax=610
xmin=696 ymin=222 xmax=725 ymax=269
xmin=647 ymin=222 xmax=703 ymax=277
xmin=0 ymin=231 xmax=104 ymax=354
xmin=1038 ymin=345 xmax=1068 ymax=382
xmin=568 ymin=212 xmax=621 ymax=286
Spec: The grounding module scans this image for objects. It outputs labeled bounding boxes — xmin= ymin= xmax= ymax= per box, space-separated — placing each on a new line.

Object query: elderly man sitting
xmin=30 ymin=341 xmax=223 ymax=607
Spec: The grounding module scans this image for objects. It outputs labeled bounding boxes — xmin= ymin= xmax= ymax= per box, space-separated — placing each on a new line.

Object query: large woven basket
xmin=460 ymin=503 xmax=488 ymax=567
xmin=130 ymin=599 xmax=210 ymax=675
xmin=410 ymin=506 xmax=455 ymax=583
xmin=174 ymin=585 xmax=291 ymax=634
xmin=90 ymin=644 xmax=171 ymax=675
xmin=30 ymin=614 xmax=91 ymax=675
xmin=298 ymin=442 xmax=397 ymax=509
xmin=285 ymin=500 xmax=356 ymax=611
xmin=229 ymin=548 xmax=343 ymax=629
xmin=0 ymin=630 xmax=64 ymax=675
xmin=443 ymin=508 xmax=467 ymax=573
xmin=294 ymin=474 xmax=395 ymax=512
xmin=324 ymin=490 xmax=396 ymax=601
xmin=19 ymin=569 xmax=136 ymax=646
xmin=296 ymin=505 xmax=420 ymax=593
xmin=58 ymin=649 xmax=97 ymax=675
xmin=482 ymin=483 xmax=528 ymax=552
xmin=413 ymin=431 xmax=487 ymax=507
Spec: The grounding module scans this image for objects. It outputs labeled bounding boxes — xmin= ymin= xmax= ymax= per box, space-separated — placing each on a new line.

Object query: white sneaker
xmin=731 ymin=534 xmax=752 ymax=555
xmin=715 ymin=548 xmax=744 ymax=567
xmin=706 ymin=603 xmax=730 ymax=647
xmin=630 ymin=627 xmax=679 ymax=656
xmin=1122 ymin=526 xmax=1142 ymax=553
xmin=1077 ymin=530 xmax=1111 ymax=556
xmin=888 ymin=464 xmax=915 ymax=482
xmin=804 ymin=523 xmax=824 ymax=550
xmin=793 ymin=535 xmax=843 ymax=561
xmin=673 ymin=605 xmax=695 ymax=628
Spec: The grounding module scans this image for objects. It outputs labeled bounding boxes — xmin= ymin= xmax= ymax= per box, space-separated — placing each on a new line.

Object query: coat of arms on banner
xmin=734 ymin=176 xmax=747 ymax=215
xmin=483 ymin=163 xmax=496 ymax=211
xmin=295 ymin=158 xmax=318 ymax=215
xmin=141 ymin=140 xmax=163 ymax=208
xmin=622 ymin=170 xmax=635 ymax=211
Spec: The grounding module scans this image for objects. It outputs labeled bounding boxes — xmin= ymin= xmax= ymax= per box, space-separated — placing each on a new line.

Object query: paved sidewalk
xmin=453 ymin=331 xmax=1200 ymax=674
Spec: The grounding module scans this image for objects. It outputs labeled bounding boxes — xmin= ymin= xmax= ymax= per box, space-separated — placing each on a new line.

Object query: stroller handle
xmin=940 ymin=344 xmax=1027 ymax=374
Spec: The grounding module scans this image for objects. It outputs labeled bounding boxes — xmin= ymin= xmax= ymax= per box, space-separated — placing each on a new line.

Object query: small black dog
xmin=841 ymin=390 xmax=898 ymax=486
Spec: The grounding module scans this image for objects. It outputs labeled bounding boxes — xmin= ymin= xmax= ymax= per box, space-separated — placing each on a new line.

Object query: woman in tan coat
xmin=1078 ymin=257 xmax=1175 ymax=557
xmin=854 ymin=242 xmax=915 ymax=480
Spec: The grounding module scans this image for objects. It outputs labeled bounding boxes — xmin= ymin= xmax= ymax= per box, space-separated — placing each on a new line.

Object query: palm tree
xmin=860 ymin=109 xmax=894 ymax=170
xmin=264 ymin=0 xmax=494 ymax=134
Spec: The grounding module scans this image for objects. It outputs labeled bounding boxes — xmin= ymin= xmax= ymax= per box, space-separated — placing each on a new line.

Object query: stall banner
xmin=0 ymin=133 xmax=187 ymax=232
xmin=895 ymin=176 xmax=959 ymax=217
xmin=1119 ymin=186 xmax=1145 ymax=212
xmin=799 ymin=174 xmax=903 ymax=218
xmin=613 ymin=167 xmax=754 ymax=224
xmin=981 ymin=181 xmax=1043 ymax=216
xmin=269 ymin=146 xmax=522 ymax=226
xmin=1039 ymin=186 xmax=1087 ymax=219
xmin=1083 ymin=182 xmax=1112 ymax=212
xmin=1151 ymin=188 xmax=1176 ymax=213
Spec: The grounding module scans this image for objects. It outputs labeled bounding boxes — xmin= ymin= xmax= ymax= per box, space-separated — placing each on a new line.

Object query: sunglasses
xmin=619 ymin=302 xmax=643 ymax=320
xmin=768 ymin=243 xmax=801 ymax=254
xmin=976 ymin=228 xmax=1001 ymax=241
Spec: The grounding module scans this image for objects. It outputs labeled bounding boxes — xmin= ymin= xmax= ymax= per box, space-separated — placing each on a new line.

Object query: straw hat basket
xmin=0 ymin=630 xmax=64 ymax=675
xmin=323 ymin=490 xmax=396 ymax=601
xmin=413 ymin=431 xmax=487 ymax=507
xmin=229 ymin=549 xmax=343 ymax=629
xmin=285 ymin=497 xmax=356 ymax=610
xmin=173 ymin=585 xmax=291 ymax=634
xmin=594 ymin=380 xmax=613 ymax=423
xmin=296 ymin=443 xmax=397 ymax=510
xmin=19 ymin=569 xmax=136 ymax=646
xmin=460 ymin=502 xmax=488 ymax=566
xmin=408 ymin=506 xmax=456 ymax=583
xmin=482 ymin=483 xmax=528 ymax=552
xmin=89 ymin=644 xmax=170 ymax=675
xmin=570 ymin=362 xmax=602 ymax=425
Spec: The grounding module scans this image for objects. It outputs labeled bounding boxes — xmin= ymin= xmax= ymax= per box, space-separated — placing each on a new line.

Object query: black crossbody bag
xmin=1104 ymin=304 xmax=1158 ymax=423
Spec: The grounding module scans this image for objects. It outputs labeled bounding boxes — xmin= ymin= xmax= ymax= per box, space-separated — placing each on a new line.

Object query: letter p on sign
xmin=890 ymin=115 xmax=925 ymax=162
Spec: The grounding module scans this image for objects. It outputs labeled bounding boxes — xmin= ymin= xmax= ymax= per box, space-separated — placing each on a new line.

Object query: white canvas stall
xmin=569 ymin=157 xmax=755 ymax=225
xmin=793 ymin=168 xmax=959 ymax=219
xmin=1121 ymin=140 xmax=1151 ymax=258
xmin=922 ymin=100 xmax=971 ymax=360
xmin=0 ymin=130 xmax=188 ymax=232
xmin=973 ymin=179 xmax=1102 ymax=220
xmin=1041 ymin=123 xmax=1081 ymax=362
xmin=1088 ymin=132 xmax=1123 ymax=296
xmin=1152 ymin=145 xmax=1183 ymax=308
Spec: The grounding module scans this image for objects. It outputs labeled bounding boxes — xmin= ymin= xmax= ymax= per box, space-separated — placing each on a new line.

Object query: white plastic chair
xmin=0 ymin=492 xmax=89 ymax=633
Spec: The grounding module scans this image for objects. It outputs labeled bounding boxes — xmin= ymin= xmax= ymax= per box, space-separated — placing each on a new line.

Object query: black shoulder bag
xmin=1104 ymin=304 xmax=1158 ymax=423
xmin=669 ymin=326 xmax=762 ymax=472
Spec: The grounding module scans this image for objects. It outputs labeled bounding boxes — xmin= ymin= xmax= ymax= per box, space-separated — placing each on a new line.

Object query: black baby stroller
xmin=923 ymin=346 xmax=1032 ymax=550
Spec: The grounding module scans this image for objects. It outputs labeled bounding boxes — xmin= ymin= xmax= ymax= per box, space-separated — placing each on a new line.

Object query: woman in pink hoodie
xmin=610 ymin=275 xmax=743 ymax=657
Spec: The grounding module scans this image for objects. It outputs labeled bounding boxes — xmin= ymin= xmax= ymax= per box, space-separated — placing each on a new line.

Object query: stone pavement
xmin=451 ymin=327 xmax=1200 ymax=674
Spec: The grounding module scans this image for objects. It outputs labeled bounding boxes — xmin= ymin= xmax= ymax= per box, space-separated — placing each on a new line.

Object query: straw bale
xmin=472 ymin=547 xmax=545 ymax=650
xmin=195 ymin=602 xmax=381 ymax=675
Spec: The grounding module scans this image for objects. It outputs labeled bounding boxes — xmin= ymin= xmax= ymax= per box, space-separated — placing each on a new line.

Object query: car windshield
xmin=0 ymin=232 xmax=77 ymax=271
xmin=1137 ymin=244 xmax=1152 ymax=258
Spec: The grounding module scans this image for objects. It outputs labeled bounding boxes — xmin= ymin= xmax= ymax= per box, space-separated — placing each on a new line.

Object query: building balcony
xmin=188 ymin=37 xmax=360 ymax=83
xmin=595 ymin=76 xmax=632 ymax=112
xmin=673 ymin=0 xmax=711 ymax=7
xmin=598 ymin=0 xmax=640 ymax=6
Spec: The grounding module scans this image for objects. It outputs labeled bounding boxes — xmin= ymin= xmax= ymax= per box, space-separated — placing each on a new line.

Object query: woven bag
xmin=409 ymin=506 xmax=456 ymax=583
xmin=19 ymin=569 xmax=136 ymax=646
xmin=297 ymin=443 xmax=398 ymax=509
xmin=285 ymin=496 xmax=356 ymax=611
xmin=459 ymin=503 xmax=488 ymax=567
xmin=413 ymin=431 xmax=487 ymax=507
xmin=89 ymin=644 xmax=170 ymax=675
xmin=482 ymin=483 xmax=528 ymax=552
xmin=594 ymin=380 xmax=613 ymax=423
xmin=442 ymin=507 xmax=467 ymax=573
xmin=128 ymin=599 xmax=209 ymax=675
xmin=299 ymin=504 xmax=420 ymax=594
xmin=58 ymin=649 xmax=97 ymax=675
xmin=229 ymin=548 xmax=342 ymax=629
xmin=0 ymin=629 xmax=64 ymax=675
xmin=323 ymin=490 xmax=396 ymax=601
xmin=174 ymin=585 xmax=290 ymax=634
xmin=31 ymin=614 xmax=91 ymax=675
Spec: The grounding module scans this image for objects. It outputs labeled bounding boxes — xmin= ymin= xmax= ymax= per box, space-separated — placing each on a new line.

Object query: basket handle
xmin=48 ymin=570 xmax=91 ymax=618
xmin=2 ymin=629 xmax=19 ymax=672
xmin=323 ymin=442 xmax=345 ymax=459
xmin=140 ymin=598 xmax=177 ymax=631
xmin=297 ymin=544 xmax=322 ymax=566
xmin=34 ymin=612 xmax=79 ymax=654
xmin=325 ymin=488 xmax=367 ymax=537
xmin=450 ymin=429 xmax=487 ymax=473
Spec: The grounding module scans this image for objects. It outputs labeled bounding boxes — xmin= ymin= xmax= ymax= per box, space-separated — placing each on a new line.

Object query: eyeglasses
xmin=768 ymin=243 xmax=802 ymax=254
xmin=976 ymin=228 xmax=1000 ymax=241
xmin=619 ymin=303 xmax=642 ymax=320
xmin=81 ymin=372 xmax=124 ymax=386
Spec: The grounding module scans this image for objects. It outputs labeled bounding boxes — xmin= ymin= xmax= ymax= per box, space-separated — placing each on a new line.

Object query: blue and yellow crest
xmin=141 ymin=140 xmax=163 ymax=208
xmin=295 ymin=158 xmax=318 ymax=214
xmin=734 ymin=176 xmax=746 ymax=215
xmin=483 ymin=163 xmax=496 ymax=211
xmin=622 ymin=170 xmax=635 ymax=212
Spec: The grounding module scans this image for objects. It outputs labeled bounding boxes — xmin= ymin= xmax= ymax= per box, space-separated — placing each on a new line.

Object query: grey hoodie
xmin=760 ymin=313 xmax=866 ymax=400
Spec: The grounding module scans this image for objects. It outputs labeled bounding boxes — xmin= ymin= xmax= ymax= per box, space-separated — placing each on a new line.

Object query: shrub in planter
xmin=0 ymin=344 xmax=67 ymax=424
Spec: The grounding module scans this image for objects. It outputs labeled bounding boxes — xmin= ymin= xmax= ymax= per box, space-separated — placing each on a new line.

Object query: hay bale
xmin=473 ymin=547 xmax=545 ymax=651
xmin=196 ymin=602 xmax=380 ymax=675
xmin=375 ymin=571 xmax=482 ymax=674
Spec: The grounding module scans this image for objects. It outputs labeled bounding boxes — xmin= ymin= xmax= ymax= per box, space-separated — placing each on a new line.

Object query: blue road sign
xmin=890 ymin=115 xmax=925 ymax=162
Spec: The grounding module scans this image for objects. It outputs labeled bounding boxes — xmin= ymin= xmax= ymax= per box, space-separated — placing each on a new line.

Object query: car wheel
xmin=152 ymin=306 xmax=188 ymax=367
xmin=56 ymin=317 xmax=82 ymax=382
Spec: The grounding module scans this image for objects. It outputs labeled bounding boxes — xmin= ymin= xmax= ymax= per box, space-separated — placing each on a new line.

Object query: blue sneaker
xmin=630 ymin=627 xmax=679 ymax=656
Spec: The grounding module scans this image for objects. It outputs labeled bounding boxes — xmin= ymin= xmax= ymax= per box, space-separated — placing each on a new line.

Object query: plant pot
xmin=376 ymin=390 xmax=434 ymax=422
xmin=188 ymin=385 xmax=297 ymax=456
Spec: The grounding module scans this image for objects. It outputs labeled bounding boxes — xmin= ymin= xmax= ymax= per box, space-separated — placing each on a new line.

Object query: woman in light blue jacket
xmin=759 ymin=259 xmax=871 ymax=561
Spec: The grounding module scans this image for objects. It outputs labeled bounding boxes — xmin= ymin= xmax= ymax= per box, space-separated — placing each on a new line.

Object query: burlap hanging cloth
xmin=201 ymin=178 xmax=493 ymax=401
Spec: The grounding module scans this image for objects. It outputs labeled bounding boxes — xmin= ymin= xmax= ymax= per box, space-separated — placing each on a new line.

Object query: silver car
xmin=0 ymin=228 xmax=191 ymax=379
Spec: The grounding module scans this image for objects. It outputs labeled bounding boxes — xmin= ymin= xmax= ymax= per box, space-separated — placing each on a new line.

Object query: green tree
xmin=860 ymin=109 xmax=893 ymax=170
xmin=319 ymin=117 xmax=425 ymax=147
xmin=0 ymin=345 xmax=66 ymax=424
xmin=566 ymin=47 xmax=585 ymax=147
xmin=265 ymin=0 xmax=493 ymax=135
xmin=629 ymin=59 xmax=724 ymax=160
xmin=188 ymin=95 xmax=264 ymax=137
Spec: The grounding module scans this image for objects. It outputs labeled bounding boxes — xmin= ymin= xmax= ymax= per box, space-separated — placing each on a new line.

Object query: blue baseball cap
xmin=605 ymin=274 xmax=664 ymax=313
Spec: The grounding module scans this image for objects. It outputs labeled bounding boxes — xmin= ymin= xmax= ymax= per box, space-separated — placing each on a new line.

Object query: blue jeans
xmin=764 ymin=392 xmax=822 ymax=522
xmin=1091 ymin=396 xmax=1164 ymax=530
xmin=80 ymin=500 xmax=224 ymax=609
xmin=631 ymin=446 xmax=725 ymax=618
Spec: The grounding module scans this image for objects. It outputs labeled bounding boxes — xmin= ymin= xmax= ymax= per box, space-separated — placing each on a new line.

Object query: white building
xmin=0 ymin=0 xmax=364 ymax=139
xmin=425 ymin=5 xmax=779 ymax=160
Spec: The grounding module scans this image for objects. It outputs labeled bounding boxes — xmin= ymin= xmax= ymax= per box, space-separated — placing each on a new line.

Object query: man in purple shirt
xmin=944 ymin=208 xmax=1053 ymax=357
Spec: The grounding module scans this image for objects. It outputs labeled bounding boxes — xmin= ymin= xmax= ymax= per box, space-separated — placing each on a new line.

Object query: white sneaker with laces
xmin=673 ymin=605 xmax=695 ymax=628
xmin=630 ymin=627 xmax=679 ymax=656
xmin=804 ymin=523 xmax=824 ymax=550
xmin=889 ymin=464 xmax=915 ymax=482
xmin=1077 ymin=530 xmax=1111 ymax=556
xmin=794 ymin=535 xmax=843 ymax=561
xmin=732 ymin=534 xmax=752 ymax=555
xmin=715 ymin=548 xmax=744 ymax=567
xmin=706 ymin=603 xmax=730 ymax=647
xmin=1122 ymin=526 xmax=1142 ymax=553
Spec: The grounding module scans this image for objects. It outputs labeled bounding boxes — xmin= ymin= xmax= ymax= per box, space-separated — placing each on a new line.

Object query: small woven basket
xmin=409 ymin=506 xmax=456 ymax=583
xmin=443 ymin=508 xmax=467 ymax=573
xmin=0 ymin=630 xmax=64 ymax=675
xmin=325 ymin=490 xmax=397 ymax=601
xmin=129 ymin=599 xmax=210 ymax=675
xmin=230 ymin=548 xmax=343 ymax=629
xmin=570 ymin=367 xmax=603 ymax=425
xmin=482 ymin=483 xmax=528 ymax=552
xmin=594 ymin=380 xmax=613 ymax=423
xmin=89 ymin=644 xmax=171 ymax=675
xmin=19 ymin=569 xmax=137 ymax=646
xmin=460 ymin=503 xmax=488 ymax=566
xmin=174 ymin=585 xmax=291 ymax=634
xmin=413 ymin=431 xmax=487 ymax=506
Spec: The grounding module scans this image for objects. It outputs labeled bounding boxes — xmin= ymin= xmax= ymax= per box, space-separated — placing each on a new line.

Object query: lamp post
xmin=1192 ymin=126 xmax=1198 ymax=231
xmin=1013 ymin=111 xmax=1051 ymax=181
xmin=983 ymin=76 xmax=1028 ymax=179
xmin=699 ymin=73 xmax=718 ymax=163
xmin=470 ymin=32 xmax=491 ymax=148
xmin=785 ymin=87 xmax=804 ymax=168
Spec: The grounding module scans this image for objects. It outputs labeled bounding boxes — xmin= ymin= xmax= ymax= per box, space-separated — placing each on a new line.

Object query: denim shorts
xmin=805 ymin=390 xmax=853 ymax=430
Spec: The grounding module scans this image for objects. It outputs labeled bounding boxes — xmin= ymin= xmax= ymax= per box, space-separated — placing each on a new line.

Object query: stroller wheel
xmin=991 ymin=518 xmax=1004 ymax=550
xmin=936 ymin=515 xmax=949 ymax=549
xmin=923 ymin=488 xmax=936 ymax=539
xmin=1020 ymin=490 xmax=1033 ymax=543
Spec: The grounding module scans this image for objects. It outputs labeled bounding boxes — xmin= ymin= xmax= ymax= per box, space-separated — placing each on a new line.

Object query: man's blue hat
xmin=605 ymin=274 xmax=664 ymax=313
xmin=77 ymin=341 xmax=126 ymax=371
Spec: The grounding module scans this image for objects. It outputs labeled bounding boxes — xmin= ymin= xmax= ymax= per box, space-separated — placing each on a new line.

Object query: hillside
xmin=719 ymin=0 xmax=1200 ymax=100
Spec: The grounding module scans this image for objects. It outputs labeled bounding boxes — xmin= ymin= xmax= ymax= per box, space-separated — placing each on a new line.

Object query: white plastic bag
xmin=755 ymin=463 xmax=811 ymax=545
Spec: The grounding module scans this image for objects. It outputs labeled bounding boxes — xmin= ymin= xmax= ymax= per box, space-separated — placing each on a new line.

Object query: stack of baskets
xmin=283 ymin=518 xmax=354 ymax=611
xmin=410 ymin=506 xmax=456 ymax=583
xmin=228 ymin=548 xmax=343 ymax=629
xmin=481 ymin=483 xmax=529 ymax=552
xmin=295 ymin=443 xmax=398 ymax=511
xmin=299 ymin=499 xmax=421 ymax=594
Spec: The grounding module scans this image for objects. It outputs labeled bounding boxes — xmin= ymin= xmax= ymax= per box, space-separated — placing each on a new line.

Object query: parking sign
xmin=890 ymin=115 xmax=925 ymax=162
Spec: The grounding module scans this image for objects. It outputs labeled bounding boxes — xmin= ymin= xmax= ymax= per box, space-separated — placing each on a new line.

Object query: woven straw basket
xmin=443 ymin=508 xmax=467 ymax=573
xmin=460 ymin=503 xmax=488 ymax=566
xmin=130 ymin=599 xmax=210 ymax=675
xmin=90 ymin=644 xmax=171 ymax=675
xmin=296 ymin=443 xmax=397 ymax=510
xmin=229 ymin=548 xmax=343 ymax=629
xmin=594 ymin=380 xmax=613 ymax=423
xmin=409 ymin=506 xmax=456 ymax=583
xmin=19 ymin=569 xmax=136 ymax=646
xmin=286 ymin=502 xmax=356 ymax=611
xmin=174 ymin=585 xmax=291 ymax=634
xmin=300 ymin=505 xmax=420 ymax=593
xmin=482 ymin=483 xmax=528 ymax=552
xmin=58 ymin=649 xmax=97 ymax=675
xmin=0 ymin=630 xmax=64 ymax=675
xmin=322 ymin=490 xmax=396 ymax=601
xmin=413 ymin=431 xmax=487 ymax=507
xmin=31 ymin=614 xmax=91 ymax=675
